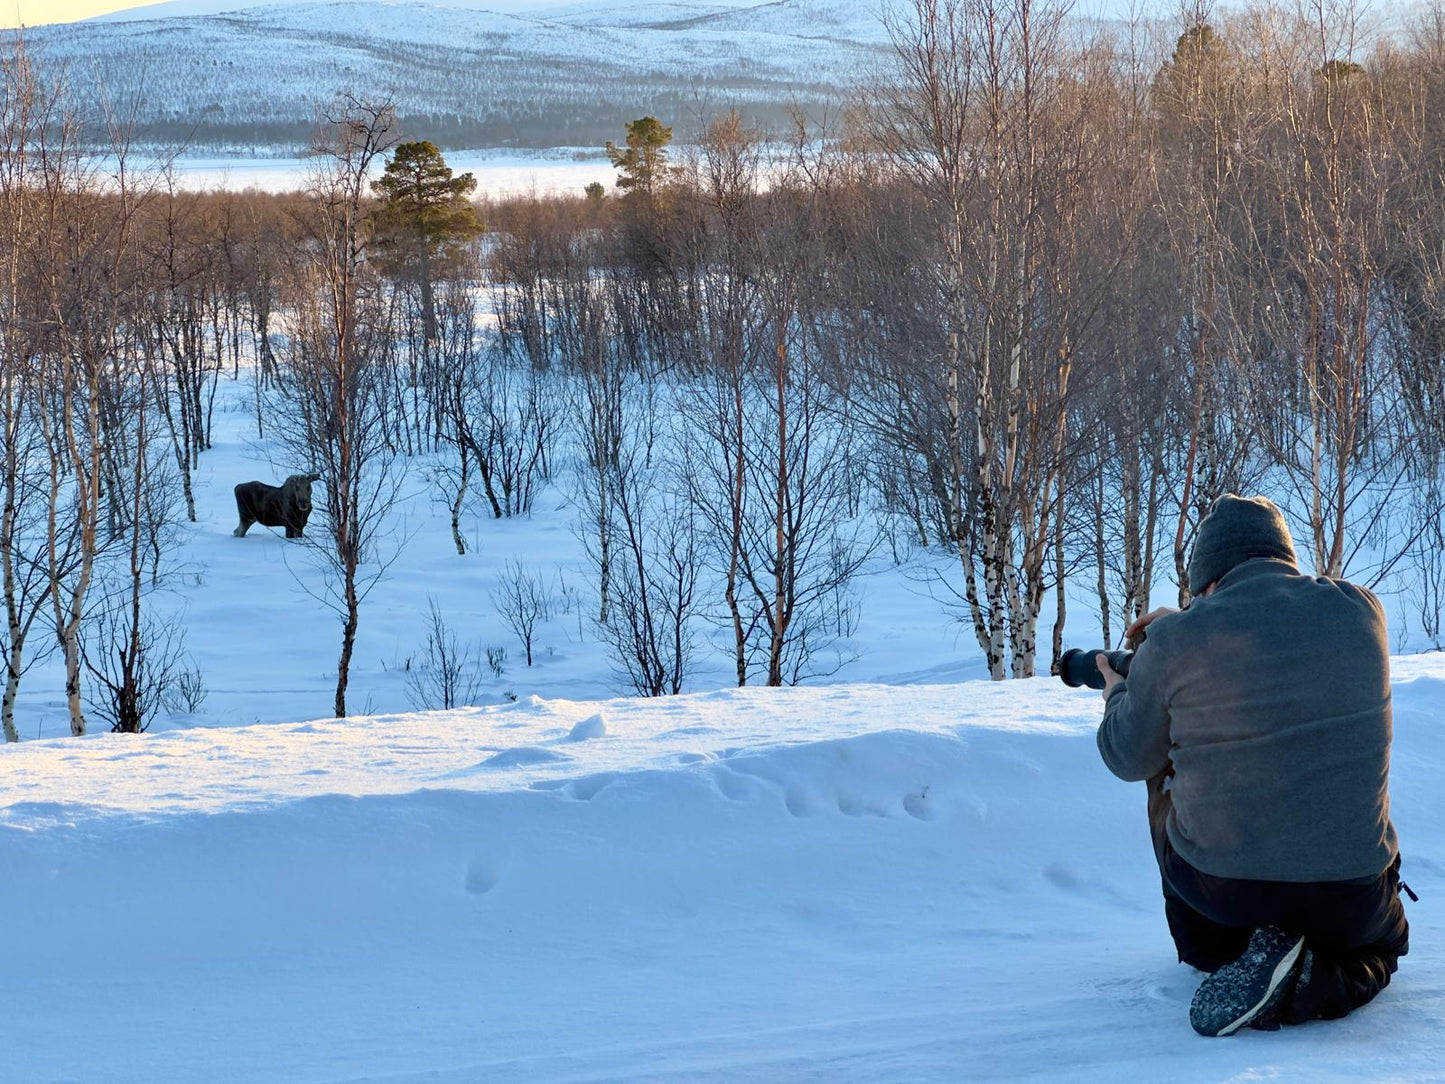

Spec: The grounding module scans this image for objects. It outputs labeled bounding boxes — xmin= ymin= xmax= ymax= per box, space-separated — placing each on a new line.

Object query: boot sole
xmin=1209 ymin=936 xmax=1305 ymax=1037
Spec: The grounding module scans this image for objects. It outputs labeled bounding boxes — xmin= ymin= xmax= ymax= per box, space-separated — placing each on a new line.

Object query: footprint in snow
xmin=784 ymin=789 xmax=824 ymax=818
xmin=464 ymin=842 xmax=512 ymax=896
xmin=464 ymin=858 xmax=501 ymax=895
xmin=712 ymin=765 xmax=756 ymax=802
xmin=1093 ymin=976 xmax=1176 ymax=1005
xmin=529 ymin=772 xmax=614 ymax=801
xmin=1044 ymin=863 xmax=1084 ymax=890
xmin=903 ymin=788 xmax=935 ymax=821
xmin=565 ymin=773 xmax=615 ymax=801
xmin=837 ymin=794 xmax=891 ymax=818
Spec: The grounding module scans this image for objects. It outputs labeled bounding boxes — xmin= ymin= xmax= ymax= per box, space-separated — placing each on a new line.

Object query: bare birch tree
xmin=0 ymin=37 xmax=55 ymax=740
xmin=277 ymin=95 xmax=404 ymax=718
xmin=872 ymin=0 xmax=1111 ymax=677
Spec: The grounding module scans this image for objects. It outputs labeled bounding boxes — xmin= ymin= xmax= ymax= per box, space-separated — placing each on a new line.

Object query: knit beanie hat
xmin=1187 ymin=494 xmax=1297 ymax=595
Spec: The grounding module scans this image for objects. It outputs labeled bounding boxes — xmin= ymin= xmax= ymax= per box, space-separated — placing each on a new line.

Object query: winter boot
xmin=1189 ymin=926 xmax=1306 ymax=1037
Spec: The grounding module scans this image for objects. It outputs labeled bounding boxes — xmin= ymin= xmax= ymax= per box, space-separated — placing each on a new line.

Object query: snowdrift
xmin=2 ymin=676 xmax=1442 ymax=1081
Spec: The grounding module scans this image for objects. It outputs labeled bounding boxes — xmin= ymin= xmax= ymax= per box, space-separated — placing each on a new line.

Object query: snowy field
xmin=2 ymin=673 xmax=1442 ymax=1081
xmin=2 ymin=376 xmax=1442 ymax=1081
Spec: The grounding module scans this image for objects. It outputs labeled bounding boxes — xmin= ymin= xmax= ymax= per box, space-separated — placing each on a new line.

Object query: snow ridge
xmin=2 ymin=675 xmax=1442 ymax=1081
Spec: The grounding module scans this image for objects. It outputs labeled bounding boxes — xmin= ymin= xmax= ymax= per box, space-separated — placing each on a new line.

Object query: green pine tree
xmin=1319 ymin=58 xmax=1366 ymax=82
xmin=606 ymin=116 xmax=674 ymax=198
xmin=370 ymin=140 xmax=483 ymax=341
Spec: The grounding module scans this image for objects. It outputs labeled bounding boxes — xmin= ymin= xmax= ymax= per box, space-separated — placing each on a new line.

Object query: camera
xmin=1058 ymin=648 xmax=1134 ymax=690
xmin=1059 ymin=627 xmax=1146 ymax=690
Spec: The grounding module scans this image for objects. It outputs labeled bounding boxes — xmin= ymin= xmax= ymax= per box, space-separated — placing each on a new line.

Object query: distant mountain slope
xmin=34 ymin=0 xmax=886 ymax=150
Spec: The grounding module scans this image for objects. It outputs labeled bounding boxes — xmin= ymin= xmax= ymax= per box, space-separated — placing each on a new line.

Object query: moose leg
xmin=234 ymin=487 xmax=255 ymax=537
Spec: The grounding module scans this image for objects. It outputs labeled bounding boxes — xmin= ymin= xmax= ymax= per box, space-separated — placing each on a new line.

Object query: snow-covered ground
xmin=3 ymin=672 xmax=1441 ymax=1081
xmin=9 ymin=368 xmax=1431 ymax=740
xmin=159 ymin=143 xmax=802 ymax=196
xmin=3 ymin=362 xmax=1442 ymax=1081
xmin=13 ymin=372 xmax=994 ymax=738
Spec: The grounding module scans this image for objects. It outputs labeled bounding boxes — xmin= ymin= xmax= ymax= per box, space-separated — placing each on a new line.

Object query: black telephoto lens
xmin=1059 ymin=648 xmax=1134 ymax=690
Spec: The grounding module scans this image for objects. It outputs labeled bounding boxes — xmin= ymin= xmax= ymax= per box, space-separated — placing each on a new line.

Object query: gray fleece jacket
xmin=1097 ymin=558 xmax=1399 ymax=883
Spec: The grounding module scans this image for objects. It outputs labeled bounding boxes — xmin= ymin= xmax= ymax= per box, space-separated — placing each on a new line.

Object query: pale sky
xmin=2 ymin=0 xmax=137 ymax=26
xmin=2 ymin=0 xmax=140 ymax=26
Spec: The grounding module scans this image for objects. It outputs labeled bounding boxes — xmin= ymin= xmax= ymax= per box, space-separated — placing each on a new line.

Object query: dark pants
xmin=1147 ymin=773 xmax=1409 ymax=1023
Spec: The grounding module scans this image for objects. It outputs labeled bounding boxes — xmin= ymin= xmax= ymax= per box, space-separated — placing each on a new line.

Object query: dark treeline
xmin=6 ymin=0 xmax=1445 ymax=741
xmin=101 ymin=98 xmax=837 ymax=154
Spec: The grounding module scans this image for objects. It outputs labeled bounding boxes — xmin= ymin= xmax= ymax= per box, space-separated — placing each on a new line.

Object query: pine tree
xmin=370 ymin=140 xmax=483 ymax=342
xmin=605 ymin=116 xmax=674 ymax=198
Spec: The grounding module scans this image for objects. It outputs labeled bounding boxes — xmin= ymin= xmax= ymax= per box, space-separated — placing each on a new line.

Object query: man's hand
xmin=1126 ymin=606 xmax=1178 ymax=641
xmin=1096 ymin=653 xmax=1125 ymax=701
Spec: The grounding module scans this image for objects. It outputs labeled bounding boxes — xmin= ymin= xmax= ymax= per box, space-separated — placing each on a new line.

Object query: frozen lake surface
xmin=164 ymin=148 xmax=618 ymax=196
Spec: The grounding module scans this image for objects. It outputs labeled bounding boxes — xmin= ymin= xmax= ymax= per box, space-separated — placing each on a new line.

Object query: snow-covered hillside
xmin=30 ymin=0 xmax=887 ymax=151
xmin=3 ymin=674 xmax=1441 ymax=1081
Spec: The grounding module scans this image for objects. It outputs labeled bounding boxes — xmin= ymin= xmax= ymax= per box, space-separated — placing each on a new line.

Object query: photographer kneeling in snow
xmin=1095 ymin=494 xmax=1410 ymax=1037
